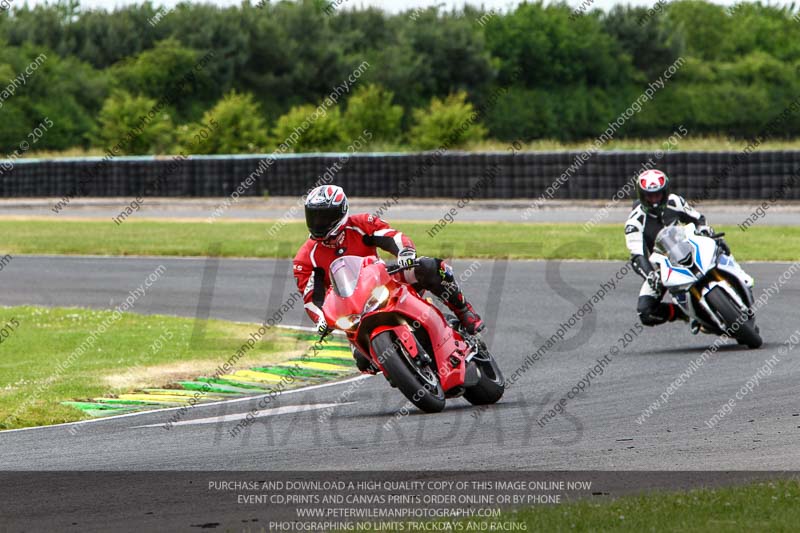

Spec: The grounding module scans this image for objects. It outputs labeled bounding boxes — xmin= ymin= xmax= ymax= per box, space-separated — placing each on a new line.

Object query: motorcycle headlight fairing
xmin=363 ymin=285 xmax=390 ymax=314
xmin=335 ymin=314 xmax=361 ymax=330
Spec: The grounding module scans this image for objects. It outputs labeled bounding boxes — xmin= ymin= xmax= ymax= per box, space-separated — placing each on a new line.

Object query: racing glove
xmin=397 ymin=247 xmax=417 ymax=268
xmin=316 ymin=316 xmax=330 ymax=337
xmin=696 ymin=225 xmax=714 ymax=237
xmin=645 ymin=270 xmax=663 ymax=293
xmin=631 ymin=254 xmax=655 ymax=280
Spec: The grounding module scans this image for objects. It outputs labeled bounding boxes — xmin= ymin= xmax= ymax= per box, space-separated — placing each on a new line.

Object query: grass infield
xmin=0 ymin=306 xmax=301 ymax=430
xmin=0 ymin=220 xmax=797 ymax=261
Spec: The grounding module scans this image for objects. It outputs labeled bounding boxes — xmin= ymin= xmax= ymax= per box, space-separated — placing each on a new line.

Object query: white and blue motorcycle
xmin=650 ymin=223 xmax=762 ymax=349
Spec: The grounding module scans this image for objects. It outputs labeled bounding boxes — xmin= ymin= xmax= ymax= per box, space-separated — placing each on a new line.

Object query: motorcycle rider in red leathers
xmin=293 ymin=185 xmax=484 ymax=373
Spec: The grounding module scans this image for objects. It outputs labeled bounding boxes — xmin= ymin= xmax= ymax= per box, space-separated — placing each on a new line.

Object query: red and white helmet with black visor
xmin=304 ymin=185 xmax=349 ymax=240
xmin=635 ymin=169 xmax=670 ymax=215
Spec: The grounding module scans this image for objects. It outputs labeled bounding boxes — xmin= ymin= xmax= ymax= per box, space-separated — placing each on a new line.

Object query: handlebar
xmin=386 ymin=260 xmax=420 ymax=275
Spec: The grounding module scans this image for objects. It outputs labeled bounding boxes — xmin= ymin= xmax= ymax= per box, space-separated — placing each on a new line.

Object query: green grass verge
xmin=467 ymin=137 xmax=800 ymax=152
xmin=0 ymin=306 xmax=301 ymax=430
xmin=0 ymin=220 xmax=798 ymax=261
xmin=461 ymin=480 xmax=800 ymax=532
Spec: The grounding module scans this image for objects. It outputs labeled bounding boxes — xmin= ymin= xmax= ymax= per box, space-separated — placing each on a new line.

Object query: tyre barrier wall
xmin=1 ymin=151 xmax=799 ymax=200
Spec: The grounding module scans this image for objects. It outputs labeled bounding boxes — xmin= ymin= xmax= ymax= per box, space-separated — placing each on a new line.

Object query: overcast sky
xmin=16 ymin=0 xmax=799 ymax=13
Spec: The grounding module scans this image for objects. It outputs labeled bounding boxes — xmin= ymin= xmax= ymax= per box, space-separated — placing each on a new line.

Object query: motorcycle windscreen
xmin=655 ymin=225 xmax=693 ymax=265
xmin=330 ymin=256 xmax=363 ymax=298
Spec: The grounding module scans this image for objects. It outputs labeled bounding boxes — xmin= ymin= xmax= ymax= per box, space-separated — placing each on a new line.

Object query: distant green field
xmin=0 ymin=220 xmax=798 ymax=261
xmin=469 ymin=136 xmax=800 ymax=153
xmin=447 ymin=479 xmax=800 ymax=532
xmin=25 ymin=136 xmax=800 ymax=159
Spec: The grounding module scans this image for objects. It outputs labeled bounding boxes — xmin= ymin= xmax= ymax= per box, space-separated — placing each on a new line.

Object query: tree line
xmin=1 ymin=0 xmax=800 ymax=156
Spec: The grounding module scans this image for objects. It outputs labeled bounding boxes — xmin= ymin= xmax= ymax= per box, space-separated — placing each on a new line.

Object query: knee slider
xmin=638 ymin=312 xmax=661 ymax=326
xmin=637 ymin=296 xmax=662 ymax=326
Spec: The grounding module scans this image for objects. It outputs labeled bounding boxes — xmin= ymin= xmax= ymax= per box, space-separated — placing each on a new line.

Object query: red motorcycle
xmin=321 ymin=255 xmax=504 ymax=413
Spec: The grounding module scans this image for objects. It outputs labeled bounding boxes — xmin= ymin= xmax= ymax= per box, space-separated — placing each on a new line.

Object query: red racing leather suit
xmin=293 ymin=213 xmax=415 ymax=324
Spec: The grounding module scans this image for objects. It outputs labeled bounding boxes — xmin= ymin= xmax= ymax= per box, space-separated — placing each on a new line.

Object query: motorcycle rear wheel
xmin=464 ymin=343 xmax=505 ymax=405
xmin=444 ymin=315 xmax=505 ymax=405
xmin=371 ymin=330 xmax=446 ymax=413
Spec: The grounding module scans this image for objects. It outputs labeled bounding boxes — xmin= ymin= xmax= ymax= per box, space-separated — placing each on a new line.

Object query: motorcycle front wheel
xmin=371 ymin=330 xmax=446 ymax=413
xmin=705 ymin=286 xmax=763 ymax=349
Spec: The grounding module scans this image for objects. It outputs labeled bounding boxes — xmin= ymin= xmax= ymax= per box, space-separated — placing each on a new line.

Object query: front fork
xmin=368 ymin=324 xmax=431 ymax=369
xmin=690 ymin=270 xmax=752 ymax=331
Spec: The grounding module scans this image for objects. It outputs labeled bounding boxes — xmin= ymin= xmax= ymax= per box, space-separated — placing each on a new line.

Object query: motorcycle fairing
xmin=717 ymin=254 xmax=755 ymax=291
xmin=650 ymin=225 xmax=757 ymax=333
xmin=364 ymin=284 xmax=469 ymax=392
xmin=325 ymin=257 xmax=472 ymax=394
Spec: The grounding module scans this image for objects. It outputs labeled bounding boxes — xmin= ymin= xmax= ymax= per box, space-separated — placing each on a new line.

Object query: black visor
xmin=305 ymin=207 xmax=343 ymax=239
xmin=637 ymin=183 xmax=669 ymax=214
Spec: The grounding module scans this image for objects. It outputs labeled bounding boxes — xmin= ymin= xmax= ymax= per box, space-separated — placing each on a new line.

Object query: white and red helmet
xmin=304 ymin=185 xmax=349 ymax=240
xmin=636 ymin=169 xmax=670 ymax=214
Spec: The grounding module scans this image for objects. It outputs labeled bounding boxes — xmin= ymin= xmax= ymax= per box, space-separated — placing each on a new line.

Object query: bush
xmin=0 ymin=99 xmax=32 ymax=154
xmin=485 ymin=2 xmax=635 ymax=88
xmin=111 ymin=39 xmax=211 ymax=122
xmin=271 ymin=104 xmax=343 ymax=152
xmin=408 ymin=91 xmax=487 ymax=150
xmin=176 ymin=91 xmax=269 ymax=154
xmin=484 ymin=87 xmax=557 ymax=141
xmin=0 ymin=44 xmax=107 ymax=151
xmin=91 ymin=91 xmax=174 ymax=155
xmin=4 ymin=1 xmax=800 ymax=150
xmin=341 ymin=84 xmax=403 ymax=144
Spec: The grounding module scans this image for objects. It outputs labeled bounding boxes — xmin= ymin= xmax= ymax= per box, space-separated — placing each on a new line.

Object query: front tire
xmin=705 ymin=286 xmax=762 ymax=349
xmin=371 ymin=330 xmax=446 ymax=413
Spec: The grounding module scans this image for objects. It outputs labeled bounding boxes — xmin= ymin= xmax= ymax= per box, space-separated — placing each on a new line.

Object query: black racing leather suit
xmin=624 ymin=194 xmax=707 ymax=326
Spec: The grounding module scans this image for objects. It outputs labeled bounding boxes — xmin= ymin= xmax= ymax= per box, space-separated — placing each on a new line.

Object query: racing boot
xmin=439 ymin=275 xmax=484 ymax=334
xmin=452 ymin=301 xmax=485 ymax=335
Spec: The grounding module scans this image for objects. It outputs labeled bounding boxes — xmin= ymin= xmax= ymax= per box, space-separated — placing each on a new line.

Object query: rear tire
xmin=371 ymin=330 xmax=446 ymax=413
xmin=705 ymin=287 xmax=762 ymax=349
xmin=464 ymin=345 xmax=505 ymax=405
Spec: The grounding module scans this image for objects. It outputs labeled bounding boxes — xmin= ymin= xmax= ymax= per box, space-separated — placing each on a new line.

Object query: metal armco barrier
xmin=1 ymin=151 xmax=799 ymax=200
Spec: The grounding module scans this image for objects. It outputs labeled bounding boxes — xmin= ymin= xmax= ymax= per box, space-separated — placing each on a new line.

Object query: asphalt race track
xmin=1 ymin=255 xmax=799 ymax=472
